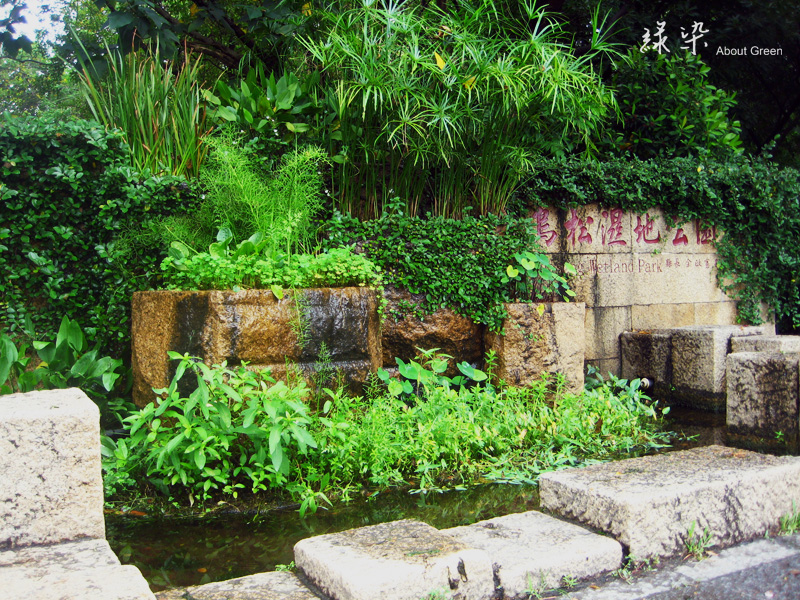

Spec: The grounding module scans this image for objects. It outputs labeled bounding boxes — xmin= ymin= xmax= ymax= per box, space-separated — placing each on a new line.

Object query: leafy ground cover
xmin=101 ymin=351 xmax=673 ymax=515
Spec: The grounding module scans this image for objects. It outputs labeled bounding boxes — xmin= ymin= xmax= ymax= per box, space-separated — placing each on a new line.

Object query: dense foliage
xmin=301 ymin=0 xmax=617 ymax=219
xmin=162 ymin=245 xmax=382 ymax=291
xmin=603 ymin=48 xmax=743 ymax=159
xmin=519 ymin=154 xmax=800 ymax=326
xmin=0 ymin=114 xmax=198 ymax=353
xmin=322 ymin=210 xmax=570 ymax=331
xmin=102 ymin=353 xmax=671 ymax=511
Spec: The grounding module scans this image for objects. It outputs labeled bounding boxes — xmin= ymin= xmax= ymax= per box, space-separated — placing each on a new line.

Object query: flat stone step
xmin=293 ymin=519 xmax=495 ymax=600
xmin=155 ymin=571 xmax=320 ymax=600
xmin=443 ymin=511 xmax=622 ymax=596
xmin=539 ymin=445 xmax=800 ymax=559
xmin=0 ymin=538 xmax=155 ymax=600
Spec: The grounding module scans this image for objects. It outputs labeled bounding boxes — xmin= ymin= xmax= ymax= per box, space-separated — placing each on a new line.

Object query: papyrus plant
xmin=301 ymin=0 xmax=619 ymax=218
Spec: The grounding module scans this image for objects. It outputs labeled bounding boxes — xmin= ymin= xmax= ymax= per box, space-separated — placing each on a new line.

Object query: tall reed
xmin=76 ymin=47 xmax=212 ymax=179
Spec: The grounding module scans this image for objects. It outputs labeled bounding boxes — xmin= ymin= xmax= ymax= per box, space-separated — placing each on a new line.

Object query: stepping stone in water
xmin=155 ymin=571 xmax=320 ymax=600
xmin=294 ymin=519 xmax=495 ymax=600
xmin=539 ymin=445 xmax=800 ymax=559
xmin=443 ymin=511 xmax=622 ymax=596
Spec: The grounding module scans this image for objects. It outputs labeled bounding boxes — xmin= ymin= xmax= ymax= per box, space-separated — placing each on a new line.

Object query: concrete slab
xmin=727 ymin=352 xmax=800 ymax=448
xmin=443 ymin=511 xmax=622 ymax=596
xmin=0 ymin=388 xmax=105 ymax=547
xmin=538 ymin=446 xmax=800 ymax=559
xmin=293 ymin=519 xmax=494 ymax=600
xmin=155 ymin=571 xmax=321 ymax=600
xmin=0 ymin=538 xmax=155 ymax=600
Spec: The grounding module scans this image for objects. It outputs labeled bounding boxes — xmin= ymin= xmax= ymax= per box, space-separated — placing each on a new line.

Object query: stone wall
xmin=532 ymin=204 xmax=739 ymax=375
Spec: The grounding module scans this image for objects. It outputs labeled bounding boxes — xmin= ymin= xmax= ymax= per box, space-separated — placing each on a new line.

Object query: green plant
xmin=779 ymin=501 xmax=800 ymax=535
xmin=107 ymin=352 xmax=672 ymax=510
xmin=161 ymin=245 xmax=382 ymax=291
xmin=75 ymin=45 xmax=212 ymax=179
xmin=106 ymin=353 xmax=320 ymax=505
xmin=204 ymin=66 xmax=321 ymax=166
xmin=0 ymin=114 xmax=198 ymax=355
xmin=684 ymin=520 xmax=713 ymax=560
xmin=289 ymin=289 xmax=312 ymax=352
xmin=301 ymin=0 xmax=618 ymax=218
xmin=501 ymin=251 xmax=577 ymax=302
xmin=0 ymin=316 xmax=128 ymax=427
xmin=196 ymin=131 xmax=327 ymax=255
xmin=274 ymin=560 xmax=295 ymax=572
xmin=604 ymin=48 xmax=743 ymax=160
xmin=323 ymin=211 xmax=540 ymax=331
xmin=561 ymin=574 xmax=577 ymax=588
xmin=377 ymin=347 xmax=491 ymax=404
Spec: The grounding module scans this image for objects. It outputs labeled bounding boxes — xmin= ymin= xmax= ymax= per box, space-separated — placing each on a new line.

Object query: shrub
xmin=322 ymin=209 xmax=570 ymax=331
xmin=161 ymin=244 xmax=382 ymax=291
xmin=602 ymin=48 xmax=743 ymax=159
xmin=0 ymin=114 xmax=200 ymax=354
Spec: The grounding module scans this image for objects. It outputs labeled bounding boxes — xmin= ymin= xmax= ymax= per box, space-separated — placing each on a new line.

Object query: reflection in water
xmin=106 ymin=484 xmax=539 ymax=591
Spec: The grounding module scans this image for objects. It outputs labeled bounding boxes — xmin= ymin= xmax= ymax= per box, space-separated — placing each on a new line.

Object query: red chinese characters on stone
xmin=672 ymin=228 xmax=689 ymax=246
xmin=533 ymin=208 xmax=557 ymax=247
xmin=600 ymin=208 xmax=627 ymax=246
xmin=634 ymin=215 xmax=662 ymax=244
xmin=565 ymin=209 xmax=594 ymax=247
xmin=695 ymin=220 xmax=717 ymax=245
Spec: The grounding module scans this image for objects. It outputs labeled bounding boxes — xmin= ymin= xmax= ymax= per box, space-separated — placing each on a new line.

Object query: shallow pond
xmin=106 ymin=407 xmax=721 ymax=592
xmin=106 ymin=483 xmax=539 ymax=591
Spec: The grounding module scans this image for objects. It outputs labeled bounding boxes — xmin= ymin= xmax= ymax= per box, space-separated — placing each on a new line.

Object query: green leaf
xmin=506 ymin=265 xmax=520 ymax=278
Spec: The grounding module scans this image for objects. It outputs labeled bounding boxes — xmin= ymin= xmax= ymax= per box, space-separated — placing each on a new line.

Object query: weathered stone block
xmin=293 ymin=519 xmax=494 ymax=600
xmin=620 ymin=330 xmax=674 ymax=398
xmin=155 ymin=571 xmax=317 ymax=600
xmin=443 ymin=511 xmax=622 ymax=596
xmin=381 ymin=288 xmax=483 ymax=375
xmin=539 ymin=445 xmax=800 ymax=559
xmin=484 ymin=302 xmax=585 ymax=393
xmin=671 ymin=325 xmax=770 ymax=410
xmin=0 ymin=538 xmax=155 ymax=600
xmin=132 ymin=288 xmax=381 ymax=407
xmin=0 ymin=389 xmax=105 ymax=548
xmin=731 ymin=335 xmax=800 ymax=354
xmin=726 ymin=352 xmax=800 ymax=448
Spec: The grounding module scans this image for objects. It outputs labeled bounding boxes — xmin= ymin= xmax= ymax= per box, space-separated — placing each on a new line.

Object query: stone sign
xmin=531 ymin=204 xmax=741 ymax=375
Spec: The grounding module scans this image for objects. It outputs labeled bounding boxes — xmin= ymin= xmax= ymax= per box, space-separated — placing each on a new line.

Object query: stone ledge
xmin=294 ymin=519 xmax=494 ymax=600
xmin=539 ymin=445 xmax=800 ymax=559
xmin=443 ymin=511 xmax=622 ymax=596
xmin=0 ymin=388 xmax=105 ymax=548
xmin=155 ymin=571 xmax=320 ymax=600
xmin=0 ymin=539 xmax=155 ymax=600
